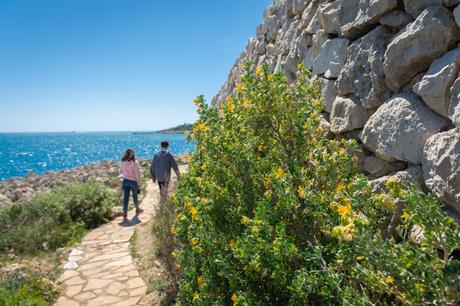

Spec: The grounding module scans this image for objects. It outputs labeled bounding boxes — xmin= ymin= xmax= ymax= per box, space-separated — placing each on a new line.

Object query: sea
xmin=0 ymin=132 xmax=194 ymax=181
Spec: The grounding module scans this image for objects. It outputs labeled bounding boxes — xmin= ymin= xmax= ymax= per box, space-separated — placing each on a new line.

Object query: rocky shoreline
xmin=0 ymin=158 xmax=156 ymax=210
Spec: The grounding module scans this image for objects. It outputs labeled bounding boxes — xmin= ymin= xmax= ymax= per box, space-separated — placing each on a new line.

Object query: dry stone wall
xmin=212 ymin=0 xmax=460 ymax=214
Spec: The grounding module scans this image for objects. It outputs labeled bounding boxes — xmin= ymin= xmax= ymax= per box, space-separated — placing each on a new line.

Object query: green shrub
xmin=0 ymin=183 xmax=116 ymax=256
xmin=0 ymin=267 xmax=59 ymax=306
xmin=173 ymin=63 xmax=460 ymax=305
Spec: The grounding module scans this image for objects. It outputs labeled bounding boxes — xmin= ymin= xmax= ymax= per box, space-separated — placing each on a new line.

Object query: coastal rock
xmin=364 ymin=155 xmax=406 ymax=178
xmin=319 ymin=1 xmax=340 ymax=35
xmin=413 ymin=49 xmax=460 ymax=118
xmin=384 ymin=7 xmax=460 ymax=92
xmin=313 ymin=38 xmax=349 ymax=79
xmin=423 ymin=128 xmax=460 ymax=212
xmin=379 ymin=10 xmax=413 ymax=30
xmin=455 ymin=5 xmax=460 ymax=28
xmin=311 ymin=30 xmax=328 ymax=62
xmin=0 ymin=194 xmax=12 ymax=209
xmin=321 ymin=78 xmax=338 ymax=113
xmin=361 ymin=93 xmax=449 ymax=164
xmin=450 ymin=76 xmax=460 ymax=126
xmin=337 ymin=26 xmax=393 ymax=109
xmin=445 ymin=0 xmax=460 ymax=7
xmin=403 ymin=0 xmax=444 ymax=18
xmin=338 ymin=0 xmax=398 ymax=38
xmin=330 ymin=96 xmax=369 ymax=134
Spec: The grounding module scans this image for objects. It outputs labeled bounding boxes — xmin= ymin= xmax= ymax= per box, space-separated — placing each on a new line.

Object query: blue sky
xmin=0 ymin=0 xmax=271 ymax=132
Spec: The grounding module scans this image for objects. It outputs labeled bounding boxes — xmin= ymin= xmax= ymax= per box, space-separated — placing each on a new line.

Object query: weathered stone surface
xmin=364 ymin=156 xmax=406 ymax=178
xmin=313 ymin=38 xmax=349 ymax=79
xmin=455 ymin=4 xmax=460 ymax=28
xmin=361 ymin=93 xmax=449 ymax=164
xmin=450 ymin=76 xmax=460 ymax=126
xmin=319 ymin=1 xmax=340 ymax=34
xmin=379 ymin=10 xmax=413 ymax=30
xmin=338 ymin=0 xmax=398 ymax=38
xmin=384 ymin=7 xmax=460 ymax=92
xmin=330 ymin=96 xmax=369 ymax=133
xmin=321 ymin=78 xmax=338 ymax=113
xmin=403 ymin=0 xmax=444 ymax=18
xmin=337 ymin=26 xmax=393 ymax=109
xmin=445 ymin=0 xmax=460 ymax=6
xmin=370 ymin=166 xmax=424 ymax=192
xmin=413 ymin=49 xmax=460 ymax=118
xmin=423 ymin=128 xmax=460 ymax=212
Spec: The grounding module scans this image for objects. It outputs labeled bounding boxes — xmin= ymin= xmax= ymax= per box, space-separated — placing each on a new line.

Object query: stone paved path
xmin=55 ymin=181 xmax=160 ymax=306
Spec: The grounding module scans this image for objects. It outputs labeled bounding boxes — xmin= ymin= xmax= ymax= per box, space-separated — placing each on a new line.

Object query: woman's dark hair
xmin=161 ymin=140 xmax=169 ymax=148
xmin=122 ymin=149 xmax=136 ymax=161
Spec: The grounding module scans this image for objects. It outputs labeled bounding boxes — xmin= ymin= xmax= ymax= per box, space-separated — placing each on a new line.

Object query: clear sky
xmin=0 ymin=0 xmax=271 ymax=132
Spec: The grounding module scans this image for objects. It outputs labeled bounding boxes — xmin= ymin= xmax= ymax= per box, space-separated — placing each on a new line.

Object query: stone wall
xmin=213 ymin=0 xmax=460 ymax=214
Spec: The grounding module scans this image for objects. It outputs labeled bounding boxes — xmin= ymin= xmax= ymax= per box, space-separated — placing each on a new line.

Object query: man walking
xmin=150 ymin=140 xmax=180 ymax=199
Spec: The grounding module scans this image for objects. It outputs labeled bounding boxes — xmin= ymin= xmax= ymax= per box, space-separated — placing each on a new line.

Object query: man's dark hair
xmin=161 ymin=140 xmax=169 ymax=148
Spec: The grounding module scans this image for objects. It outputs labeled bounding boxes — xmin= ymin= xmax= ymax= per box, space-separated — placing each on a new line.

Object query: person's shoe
xmin=136 ymin=208 xmax=144 ymax=215
xmin=122 ymin=213 xmax=129 ymax=223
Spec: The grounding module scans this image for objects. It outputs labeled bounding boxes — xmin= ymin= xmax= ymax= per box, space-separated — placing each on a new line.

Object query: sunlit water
xmin=0 ymin=132 xmax=194 ymax=180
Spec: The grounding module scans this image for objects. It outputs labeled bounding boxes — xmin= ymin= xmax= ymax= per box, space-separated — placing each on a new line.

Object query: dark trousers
xmin=122 ymin=179 xmax=139 ymax=214
xmin=158 ymin=181 xmax=169 ymax=202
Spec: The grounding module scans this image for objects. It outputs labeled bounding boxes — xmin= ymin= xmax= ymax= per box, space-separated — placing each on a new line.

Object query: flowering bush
xmin=173 ymin=63 xmax=460 ymax=305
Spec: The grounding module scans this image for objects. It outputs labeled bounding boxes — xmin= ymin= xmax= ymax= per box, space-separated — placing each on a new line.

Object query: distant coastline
xmin=155 ymin=123 xmax=193 ymax=134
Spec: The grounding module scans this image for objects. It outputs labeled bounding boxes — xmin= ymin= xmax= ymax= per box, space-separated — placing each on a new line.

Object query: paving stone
xmin=74 ymin=291 xmax=97 ymax=302
xmin=83 ymin=279 xmax=113 ymax=291
xmin=65 ymin=285 xmax=83 ymax=298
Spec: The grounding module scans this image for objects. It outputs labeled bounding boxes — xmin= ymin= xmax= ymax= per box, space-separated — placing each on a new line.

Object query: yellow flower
xmin=201 ymin=163 xmax=207 ymax=171
xmin=297 ymin=185 xmax=306 ymax=199
xmin=336 ymin=199 xmax=352 ymax=218
xmin=193 ymin=292 xmax=200 ymax=301
xmin=191 ymin=238 xmax=199 ymax=246
xmin=184 ymin=130 xmax=190 ymax=136
xmin=333 ymin=223 xmax=356 ymax=241
xmin=226 ymin=96 xmax=235 ymax=112
xmin=338 ymin=147 xmax=347 ymax=154
xmin=231 ymin=293 xmax=238 ymax=305
xmin=356 ymin=256 xmax=365 ymax=261
xmin=385 ymin=275 xmax=394 ymax=285
xmin=193 ymin=122 xmax=209 ymax=134
xmin=255 ymin=66 xmax=262 ymax=77
xmin=275 ymin=167 xmax=284 ymax=180
xmin=229 ymin=239 xmax=236 ymax=249
xmin=401 ymin=211 xmax=411 ymax=220
xmin=267 ymin=73 xmax=273 ymax=81
xmin=175 ymin=303 xmax=180 ymax=306
xmin=335 ymin=183 xmax=346 ymax=192
xmin=242 ymin=98 xmax=251 ymax=109
xmin=193 ymin=97 xmax=201 ymax=106
xmin=241 ymin=216 xmax=250 ymax=225
xmin=297 ymin=63 xmax=304 ymax=70
xmin=190 ymin=206 xmax=198 ymax=220
xmin=197 ymin=275 xmax=204 ymax=287
xmin=236 ymin=83 xmax=244 ymax=93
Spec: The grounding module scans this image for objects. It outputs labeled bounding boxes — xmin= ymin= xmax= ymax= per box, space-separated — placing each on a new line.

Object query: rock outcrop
xmin=212 ymin=0 xmax=460 ymax=212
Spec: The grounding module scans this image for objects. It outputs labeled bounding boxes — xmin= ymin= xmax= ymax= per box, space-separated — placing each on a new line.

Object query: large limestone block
xmin=338 ymin=0 xmax=398 ymax=38
xmin=337 ymin=26 xmax=393 ymax=109
xmin=321 ymin=79 xmax=338 ymax=113
xmin=313 ymin=38 xmax=349 ymax=79
xmin=384 ymin=7 xmax=460 ymax=92
xmin=361 ymin=93 xmax=449 ymax=164
xmin=403 ymin=0 xmax=444 ymax=18
xmin=379 ymin=10 xmax=413 ymax=30
xmin=311 ymin=30 xmax=328 ymax=61
xmin=449 ymin=76 xmax=460 ymax=126
xmin=413 ymin=49 xmax=460 ymax=118
xmin=330 ymin=96 xmax=369 ymax=133
xmin=319 ymin=1 xmax=340 ymax=34
xmin=286 ymin=0 xmax=308 ymax=17
xmin=423 ymin=128 xmax=460 ymax=212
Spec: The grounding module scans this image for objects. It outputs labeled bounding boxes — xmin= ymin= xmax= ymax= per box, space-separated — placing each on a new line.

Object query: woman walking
xmin=119 ymin=149 xmax=143 ymax=223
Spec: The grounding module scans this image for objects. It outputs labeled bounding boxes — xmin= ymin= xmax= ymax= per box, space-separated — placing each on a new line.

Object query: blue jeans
xmin=122 ymin=179 xmax=139 ymax=214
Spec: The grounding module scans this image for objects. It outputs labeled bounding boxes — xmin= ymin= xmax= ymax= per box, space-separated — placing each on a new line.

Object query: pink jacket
xmin=119 ymin=160 xmax=142 ymax=184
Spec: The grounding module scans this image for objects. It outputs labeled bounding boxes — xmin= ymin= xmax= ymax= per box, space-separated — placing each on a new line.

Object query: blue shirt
xmin=150 ymin=150 xmax=180 ymax=183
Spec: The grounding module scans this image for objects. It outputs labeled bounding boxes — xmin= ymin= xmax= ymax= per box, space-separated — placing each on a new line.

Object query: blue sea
xmin=0 ymin=132 xmax=194 ymax=181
